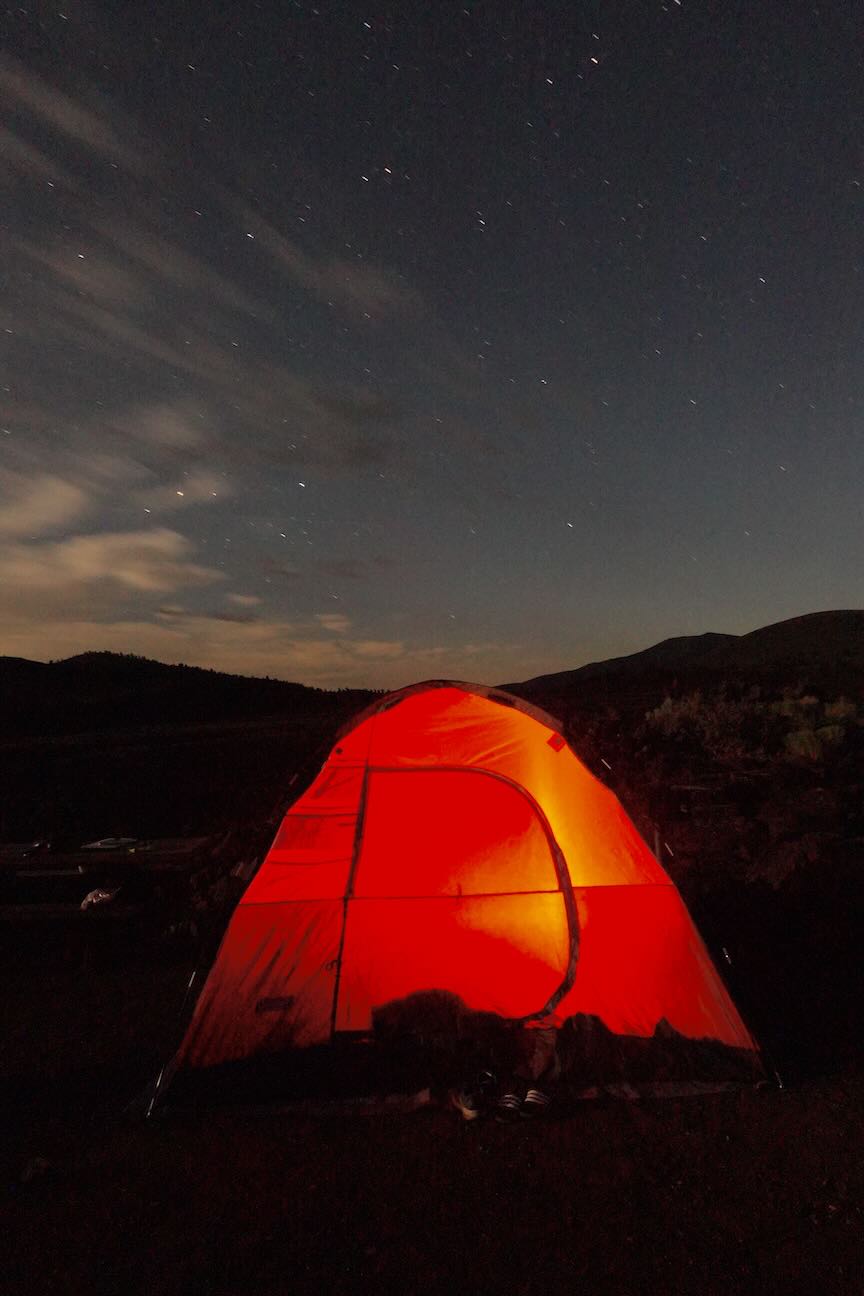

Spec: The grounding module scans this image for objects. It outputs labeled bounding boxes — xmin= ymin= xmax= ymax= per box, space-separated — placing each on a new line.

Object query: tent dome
xmin=173 ymin=682 xmax=760 ymax=1084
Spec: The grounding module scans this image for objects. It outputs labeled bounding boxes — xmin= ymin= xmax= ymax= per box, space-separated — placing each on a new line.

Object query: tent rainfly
xmin=170 ymin=682 xmax=762 ymax=1088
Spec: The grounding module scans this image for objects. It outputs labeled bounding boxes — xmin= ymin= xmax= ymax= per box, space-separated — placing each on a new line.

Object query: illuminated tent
xmin=172 ymin=682 xmax=760 ymax=1086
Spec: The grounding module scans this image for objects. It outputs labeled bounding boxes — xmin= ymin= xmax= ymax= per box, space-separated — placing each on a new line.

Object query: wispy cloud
xmin=349 ymin=640 xmax=406 ymax=660
xmin=7 ymin=249 xmax=403 ymax=475
xmin=0 ymin=588 xmax=530 ymax=688
xmin=0 ymin=123 xmax=69 ymax=186
xmin=2 ymin=55 xmax=416 ymax=487
xmin=0 ymin=528 xmax=222 ymax=596
xmin=95 ymin=219 xmax=271 ymax=321
xmin=9 ymin=237 xmax=146 ymax=308
xmin=239 ymin=204 xmax=421 ymax=321
xmin=121 ymin=402 xmax=209 ymax=452
xmin=0 ymin=52 xmax=475 ymax=688
xmin=315 ymin=612 xmax=352 ymax=633
xmin=0 ymin=54 xmax=144 ymax=172
xmin=0 ymin=473 xmax=90 ymax=538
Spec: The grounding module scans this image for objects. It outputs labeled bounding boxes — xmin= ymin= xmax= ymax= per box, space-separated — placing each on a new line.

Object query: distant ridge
xmin=0 ymin=650 xmax=377 ymax=739
xmin=2 ymin=611 xmax=863 ymax=739
xmin=699 ymin=610 xmax=864 ymax=671
xmin=507 ymin=610 xmax=864 ymax=697
xmin=509 ymin=631 xmax=736 ymax=693
xmin=48 ymin=651 xmax=318 ymax=689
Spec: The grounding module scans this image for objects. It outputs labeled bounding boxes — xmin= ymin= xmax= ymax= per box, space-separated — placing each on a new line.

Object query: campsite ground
xmin=4 ymin=936 xmax=863 ymax=1296
xmin=4 ymin=650 xmax=864 ymax=1295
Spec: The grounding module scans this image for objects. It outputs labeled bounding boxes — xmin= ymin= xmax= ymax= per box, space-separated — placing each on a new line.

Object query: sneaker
xmin=495 ymin=1092 xmax=522 ymax=1123
xmin=520 ymin=1087 xmax=551 ymax=1118
xmin=449 ymin=1088 xmax=482 ymax=1121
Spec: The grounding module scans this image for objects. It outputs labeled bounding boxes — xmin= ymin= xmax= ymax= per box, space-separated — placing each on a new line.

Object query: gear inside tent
xmin=165 ymin=682 xmax=763 ymax=1102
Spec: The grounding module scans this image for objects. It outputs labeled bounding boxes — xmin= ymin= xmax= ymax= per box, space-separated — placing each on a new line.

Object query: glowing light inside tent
xmin=174 ymin=683 xmax=760 ymax=1072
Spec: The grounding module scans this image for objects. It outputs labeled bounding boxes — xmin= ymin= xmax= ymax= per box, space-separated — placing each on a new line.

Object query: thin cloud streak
xmin=0 ymin=53 xmax=145 ymax=172
xmin=0 ymin=473 xmax=90 ymax=538
xmin=0 ymin=528 xmax=223 ymax=595
xmin=0 ymin=607 xmax=528 ymax=689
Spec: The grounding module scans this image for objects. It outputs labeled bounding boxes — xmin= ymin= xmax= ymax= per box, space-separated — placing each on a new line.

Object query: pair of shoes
xmin=520 ymin=1087 xmax=552 ymax=1119
xmin=494 ymin=1092 xmax=523 ymax=1123
xmin=449 ymin=1087 xmax=482 ymax=1121
xmin=495 ymin=1088 xmax=552 ymax=1122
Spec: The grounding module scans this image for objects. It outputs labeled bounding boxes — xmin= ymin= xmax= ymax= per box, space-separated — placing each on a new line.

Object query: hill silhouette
xmin=506 ymin=631 xmax=736 ymax=693
xmin=0 ymin=650 xmax=375 ymax=739
xmin=1 ymin=611 xmax=862 ymax=844
xmin=0 ymin=653 xmax=378 ymax=842
xmin=507 ymin=610 xmax=864 ymax=702
xmin=701 ymin=609 xmax=864 ymax=671
xmin=3 ymin=611 xmax=861 ymax=741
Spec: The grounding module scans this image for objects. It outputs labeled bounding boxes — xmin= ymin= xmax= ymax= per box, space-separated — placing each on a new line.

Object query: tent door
xmin=333 ymin=768 xmax=572 ymax=1031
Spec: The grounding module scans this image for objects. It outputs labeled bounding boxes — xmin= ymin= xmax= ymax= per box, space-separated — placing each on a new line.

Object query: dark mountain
xmin=0 ymin=652 xmax=380 ymax=840
xmin=0 ymin=656 xmax=51 ymax=686
xmin=507 ymin=611 xmax=864 ymax=701
xmin=0 ymin=650 xmax=376 ymax=739
xmin=4 ymin=610 xmax=863 ymax=742
xmin=701 ymin=610 xmax=864 ymax=671
xmin=508 ymin=631 xmax=736 ymax=695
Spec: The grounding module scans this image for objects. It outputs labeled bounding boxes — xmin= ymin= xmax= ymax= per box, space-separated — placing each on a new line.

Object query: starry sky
xmin=1 ymin=1 xmax=862 ymax=688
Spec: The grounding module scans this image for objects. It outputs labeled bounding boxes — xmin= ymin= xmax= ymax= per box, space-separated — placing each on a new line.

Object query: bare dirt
xmin=3 ymin=935 xmax=863 ymax=1296
xmin=3 ymin=651 xmax=864 ymax=1294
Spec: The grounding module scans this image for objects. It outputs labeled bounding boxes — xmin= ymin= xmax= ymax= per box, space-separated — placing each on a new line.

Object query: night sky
xmin=2 ymin=1 xmax=862 ymax=688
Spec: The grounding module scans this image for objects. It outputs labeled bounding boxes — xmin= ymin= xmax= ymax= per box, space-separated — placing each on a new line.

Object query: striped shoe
xmin=494 ymin=1092 xmax=522 ymax=1123
xmin=520 ymin=1088 xmax=552 ymax=1118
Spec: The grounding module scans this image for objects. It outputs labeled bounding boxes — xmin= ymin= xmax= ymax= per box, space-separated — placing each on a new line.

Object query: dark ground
xmin=3 ymin=929 xmax=863 ymax=1296
xmin=3 ymin=648 xmax=864 ymax=1295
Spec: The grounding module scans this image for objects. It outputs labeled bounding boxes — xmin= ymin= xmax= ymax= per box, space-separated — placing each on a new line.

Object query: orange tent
xmin=173 ymin=682 xmax=760 ymax=1083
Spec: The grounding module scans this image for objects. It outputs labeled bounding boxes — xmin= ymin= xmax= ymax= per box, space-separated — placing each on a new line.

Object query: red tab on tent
xmin=547 ymin=733 xmax=566 ymax=751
